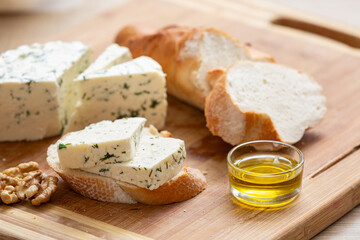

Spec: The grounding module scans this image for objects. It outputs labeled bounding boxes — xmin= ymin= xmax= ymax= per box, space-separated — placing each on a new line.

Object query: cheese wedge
xmin=83 ymin=129 xmax=185 ymax=190
xmin=64 ymin=56 xmax=167 ymax=133
xmin=64 ymin=44 xmax=132 ymax=134
xmin=0 ymin=41 xmax=91 ymax=141
xmin=57 ymin=118 xmax=145 ymax=169
xmin=76 ymin=44 xmax=132 ymax=80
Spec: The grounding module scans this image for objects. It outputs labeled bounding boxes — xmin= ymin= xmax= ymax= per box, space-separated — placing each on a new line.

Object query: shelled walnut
xmin=149 ymin=124 xmax=172 ymax=138
xmin=0 ymin=161 xmax=58 ymax=205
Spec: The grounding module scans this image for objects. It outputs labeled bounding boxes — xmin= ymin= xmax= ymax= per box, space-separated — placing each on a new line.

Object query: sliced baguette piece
xmin=115 ymin=25 xmax=274 ymax=110
xmin=205 ymin=61 xmax=326 ymax=145
xmin=47 ymin=144 xmax=206 ymax=204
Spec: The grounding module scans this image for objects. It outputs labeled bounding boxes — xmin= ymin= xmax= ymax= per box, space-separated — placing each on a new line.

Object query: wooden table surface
xmin=0 ymin=0 xmax=359 ymax=239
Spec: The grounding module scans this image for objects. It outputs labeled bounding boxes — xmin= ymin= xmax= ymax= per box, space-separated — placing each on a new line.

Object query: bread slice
xmin=118 ymin=166 xmax=206 ymax=205
xmin=115 ymin=25 xmax=274 ymax=109
xmin=47 ymin=144 xmax=206 ymax=205
xmin=205 ymin=61 xmax=326 ymax=145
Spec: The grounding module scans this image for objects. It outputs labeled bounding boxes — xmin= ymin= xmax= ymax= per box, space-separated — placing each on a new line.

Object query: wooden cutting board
xmin=1 ymin=0 xmax=360 ymax=239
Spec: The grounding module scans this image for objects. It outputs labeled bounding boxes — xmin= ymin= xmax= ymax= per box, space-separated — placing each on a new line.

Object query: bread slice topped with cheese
xmin=205 ymin=61 xmax=327 ymax=145
xmin=0 ymin=41 xmax=92 ymax=141
xmin=57 ymin=118 xmax=145 ymax=169
xmin=83 ymin=128 xmax=185 ymax=190
xmin=47 ymin=119 xmax=206 ymax=204
xmin=65 ymin=56 xmax=167 ymax=133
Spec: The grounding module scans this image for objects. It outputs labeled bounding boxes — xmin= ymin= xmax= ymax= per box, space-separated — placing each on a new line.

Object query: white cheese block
xmin=57 ymin=118 xmax=146 ymax=169
xmin=64 ymin=56 xmax=167 ymax=133
xmin=83 ymin=129 xmax=185 ymax=190
xmin=76 ymin=44 xmax=132 ymax=80
xmin=0 ymin=41 xmax=91 ymax=141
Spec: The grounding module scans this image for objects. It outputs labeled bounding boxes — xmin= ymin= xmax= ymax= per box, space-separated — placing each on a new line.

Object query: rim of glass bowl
xmin=227 ymin=140 xmax=304 ymax=176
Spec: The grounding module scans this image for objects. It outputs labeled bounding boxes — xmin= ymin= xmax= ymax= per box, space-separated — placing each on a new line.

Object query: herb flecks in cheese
xmin=64 ymin=56 xmax=167 ymax=133
xmin=57 ymin=118 xmax=145 ymax=169
xmin=0 ymin=41 xmax=91 ymax=141
xmin=83 ymin=129 xmax=185 ymax=190
xmin=100 ymin=152 xmax=117 ymax=161
xmin=58 ymin=143 xmax=71 ymax=150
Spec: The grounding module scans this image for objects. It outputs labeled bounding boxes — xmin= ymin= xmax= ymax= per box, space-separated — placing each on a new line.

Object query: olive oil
xmin=228 ymin=154 xmax=303 ymax=208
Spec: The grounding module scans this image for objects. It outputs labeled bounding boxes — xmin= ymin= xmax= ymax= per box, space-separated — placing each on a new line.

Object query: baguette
xmin=205 ymin=61 xmax=326 ymax=145
xmin=47 ymin=143 xmax=206 ymax=205
xmin=116 ymin=25 xmax=325 ymax=145
xmin=115 ymin=25 xmax=274 ymax=109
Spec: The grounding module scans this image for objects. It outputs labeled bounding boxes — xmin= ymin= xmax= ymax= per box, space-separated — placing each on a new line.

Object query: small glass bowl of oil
xmin=227 ymin=140 xmax=304 ymax=209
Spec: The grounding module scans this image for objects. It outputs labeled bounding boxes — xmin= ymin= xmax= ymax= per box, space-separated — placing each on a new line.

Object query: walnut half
xmin=31 ymin=176 xmax=58 ymax=206
xmin=0 ymin=161 xmax=58 ymax=205
xmin=1 ymin=185 xmax=19 ymax=204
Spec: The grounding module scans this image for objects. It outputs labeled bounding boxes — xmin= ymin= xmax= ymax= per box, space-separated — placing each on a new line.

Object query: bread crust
xmin=204 ymin=69 xmax=281 ymax=145
xmin=247 ymin=47 xmax=275 ymax=62
xmin=117 ymin=25 xmax=204 ymax=109
xmin=47 ymin=144 xmax=206 ymax=204
xmin=115 ymin=25 xmax=274 ymax=110
xmin=47 ymin=144 xmax=136 ymax=203
xmin=205 ymin=60 xmax=326 ymax=145
xmin=119 ymin=166 xmax=207 ymax=205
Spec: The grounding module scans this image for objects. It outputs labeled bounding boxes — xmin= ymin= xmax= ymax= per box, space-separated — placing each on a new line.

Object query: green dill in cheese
xmin=83 ymin=128 xmax=186 ymax=190
xmin=123 ymin=83 xmax=130 ymax=89
xmin=150 ymin=99 xmax=160 ymax=109
xmin=58 ymin=143 xmax=71 ymax=150
xmin=57 ymin=118 xmax=145 ymax=169
xmin=64 ymin=56 xmax=167 ymax=133
xmin=99 ymin=168 xmax=110 ymax=173
xmin=100 ymin=152 xmax=117 ymax=161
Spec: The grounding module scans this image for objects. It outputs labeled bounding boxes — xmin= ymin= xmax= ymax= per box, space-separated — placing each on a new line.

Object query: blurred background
xmin=1 ymin=0 xmax=360 ymax=51
xmin=0 ymin=0 xmax=359 ymax=239
xmin=272 ymin=0 xmax=360 ymax=28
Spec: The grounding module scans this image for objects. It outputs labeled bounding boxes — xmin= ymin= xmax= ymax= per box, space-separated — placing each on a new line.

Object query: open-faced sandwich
xmin=47 ymin=118 xmax=206 ymax=205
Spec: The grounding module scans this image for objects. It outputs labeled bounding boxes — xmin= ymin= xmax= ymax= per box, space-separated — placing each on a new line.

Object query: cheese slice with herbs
xmin=64 ymin=56 xmax=167 ymax=133
xmin=0 ymin=41 xmax=91 ymax=141
xmin=57 ymin=118 xmax=146 ymax=169
xmin=76 ymin=44 xmax=132 ymax=80
xmin=83 ymin=129 xmax=185 ymax=190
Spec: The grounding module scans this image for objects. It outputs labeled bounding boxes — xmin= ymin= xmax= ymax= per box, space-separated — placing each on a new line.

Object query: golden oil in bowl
xmin=227 ymin=141 xmax=304 ymax=208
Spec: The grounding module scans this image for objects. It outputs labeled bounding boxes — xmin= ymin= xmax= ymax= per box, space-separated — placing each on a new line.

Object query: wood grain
xmin=0 ymin=0 xmax=359 ymax=239
xmin=315 ymin=207 xmax=360 ymax=239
